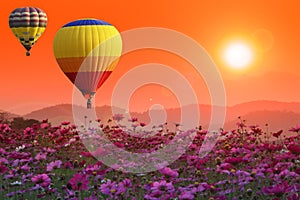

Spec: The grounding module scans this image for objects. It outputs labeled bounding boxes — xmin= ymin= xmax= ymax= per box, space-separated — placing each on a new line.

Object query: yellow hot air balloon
xmin=9 ymin=7 xmax=47 ymax=56
xmin=53 ymin=18 xmax=122 ymax=108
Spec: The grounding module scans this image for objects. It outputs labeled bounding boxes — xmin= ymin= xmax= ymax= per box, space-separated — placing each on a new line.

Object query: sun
xmin=223 ymin=42 xmax=254 ymax=69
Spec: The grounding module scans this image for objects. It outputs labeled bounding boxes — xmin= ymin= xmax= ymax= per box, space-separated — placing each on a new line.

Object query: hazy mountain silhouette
xmin=224 ymin=110 xmax=300 ymax=133
xmin=0 ymin=109 xmax=20 ymax=121
xmin=19 ymin=100 xmax=300 ymax=135
xmin=227 ymin=100 xmax=300 ymax=118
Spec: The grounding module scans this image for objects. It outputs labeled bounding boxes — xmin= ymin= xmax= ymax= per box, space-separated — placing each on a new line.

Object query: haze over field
xmin=0 ymin=100 xmax=294 ymax=133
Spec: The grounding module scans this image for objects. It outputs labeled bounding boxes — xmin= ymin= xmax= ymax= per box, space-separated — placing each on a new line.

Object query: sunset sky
xmin=1 ymin=0 xmax=300 ymax=115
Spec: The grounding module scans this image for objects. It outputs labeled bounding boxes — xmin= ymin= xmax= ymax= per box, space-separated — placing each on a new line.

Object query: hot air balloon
xmin=9 ymin=7 xmax=47 ymax=56
xmin=53 ymin=18 xmax=122 ymax=109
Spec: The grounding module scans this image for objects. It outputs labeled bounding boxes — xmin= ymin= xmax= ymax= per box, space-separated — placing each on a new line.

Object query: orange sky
xmin=1 ymin=0 xmax=300 ymax=115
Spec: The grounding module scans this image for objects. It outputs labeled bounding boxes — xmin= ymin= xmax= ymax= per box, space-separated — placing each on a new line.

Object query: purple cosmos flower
xmin=100 ymin=179 xmax=117 ymax=195
xmin=150 ymin=180 xmax=175 ymax=194
xmin=47 ymin=160 xmax=62 ymax=171
xmin=0 ymin=157 xmax=8 ymax=165
xmin=159 ymin=167 xmax=179 ymax=178
xmin=179 ymin=191 xmax=195 ymax=200
xmin=35 ymin=152 xmax=47 ymax=161
xmin=31 ymin=174 xmax=51 ymax=188
xmin=20 ymin=164 xmax=30 ymax=172
xmin=122 ymin=178 xmax=132 ymax=188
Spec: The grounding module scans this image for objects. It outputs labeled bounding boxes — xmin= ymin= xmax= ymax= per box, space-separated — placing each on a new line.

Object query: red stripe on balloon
xmin=65 ymin=71 xmax=112 ymax=93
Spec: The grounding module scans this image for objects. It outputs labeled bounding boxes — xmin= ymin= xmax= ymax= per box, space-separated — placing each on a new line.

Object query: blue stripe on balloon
xmin=62 ymin=19 xmax=111 ymax=27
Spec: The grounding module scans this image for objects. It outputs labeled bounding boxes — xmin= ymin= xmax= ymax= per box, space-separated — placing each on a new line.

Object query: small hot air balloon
xmin=53 ymin=18 xmax=122 ymax=109
xmin=9 ymin=7 xmax=47 ymax=56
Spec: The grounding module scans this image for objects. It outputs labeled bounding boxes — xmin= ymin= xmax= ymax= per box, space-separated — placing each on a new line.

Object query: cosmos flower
xmin=287 ymin=144 xmax=300 ymax=155
xmin=20 ymin=164 xmax=30 ymax=172
xmin=289 ymin=125 xmax=300 ymax=133
xmin=40 ymin=122 xmax=50 ymax=129
xmin=24 ymin=127 xmax=34 ymax=135
xmin=179 ymin=191 xmax=195 ymax=200
xmin=35 ymin=152 xmax=47 ymax=161
xmin=272 ymin=130 xmax=283 ymax=138
xmin=31 ymin=174 xmax=51 ymax=188
xmin=262 ymin=182 xmax=292 ymax=196
xmin=140 ymin=122 xmax=146 ymax=127
xmin=159 ymin=167 xmax=179 ymax=178
xmin=224 ymin=157 xmax=244 ymax=165
xmin=0 ymin=164 xmax=8 ymax=174
xmin=122 ymin=178 xmax=132 ymax=188
xmin=0 ymin=157 xmax=8 ymax=164
xmin=68 ymin=173 xmax=90 ymax=191
xmin=150 ymin=180 xmax=175 ymax=194
xmin=61 ymin=121 xmax=70 ymax=126
xmin=100 ymin=179 xmax=117 ymax=195
xmin=47 ymin=160 xmax=63 ymax=171
xmin=128 ymin=117 xmax=138 ymax=122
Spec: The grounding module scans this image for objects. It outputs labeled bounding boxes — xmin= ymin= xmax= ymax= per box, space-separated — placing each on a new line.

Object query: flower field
xmin=0 ymin=116 xmax=299 ymax=200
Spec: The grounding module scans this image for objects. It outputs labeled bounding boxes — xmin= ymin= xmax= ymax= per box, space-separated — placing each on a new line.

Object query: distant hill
xmin=21 ymin=100 xmax=300 ymax=134
xmin=227 ymin=100 xmax=300 ymax=120
xmin=224 ymin=110 xmax=300 ymax=133
xmin=0 ymin=109 xmax=20 ymax=121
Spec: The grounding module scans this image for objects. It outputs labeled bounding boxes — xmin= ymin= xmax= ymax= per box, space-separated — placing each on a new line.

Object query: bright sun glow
xmin=223 ymin=42 xmax=253 ymax=69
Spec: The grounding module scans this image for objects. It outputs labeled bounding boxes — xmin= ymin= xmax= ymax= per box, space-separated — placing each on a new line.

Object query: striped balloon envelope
xmin=53 ymin=18 xmax=122 ymax=108
xmin=9 ymin=7 xmax=47 ymax=56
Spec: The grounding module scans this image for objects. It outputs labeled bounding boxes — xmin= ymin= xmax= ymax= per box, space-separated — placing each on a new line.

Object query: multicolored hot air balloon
xmin=53 ymin=18 xmax=122 ymax=108
xmin=9 ymin=7 xmax=47 ymax=56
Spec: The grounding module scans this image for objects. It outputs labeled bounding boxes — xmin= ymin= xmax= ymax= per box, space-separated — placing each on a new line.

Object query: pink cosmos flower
xmin=81 ymin=151 xmax=93 ymax=158
xmin=225 ymin=157 xmax=244 ymax=165
xmin=0 ymin=157 xmax=8 ymax=164
xmin=40 ymin=122 xmax=50 ymax=129
xmin=0 ymin=124 xmax=11 ymax=133
xmin=287 ymin=144 xmax=300 ymax=155
xmin=46 ymin=160 xmax=62 ymax=172
xmin=289 ymin=125 xmax=300 ymax=133
xmin=42 ymin=147 xmax=56 ymax=154
xmin=179 ymin=191 xmax=194 ymax=200
xmin=68 ymin=173 xmax=90 ymax=191
xmin=128 ymin=117 xmax=138 ymax=122
xmin=20 ymin=164 xmax=30 ymax=172
xmin=0 ymin=165 xmax=8 ymax=174
xmin=31 ymin=174 xmax=51 ymax=188
xmin=236 ymin=121 xmax=246 ymax=128
xmin=262 ymin=182 xmax=292 ymax=197
xmin=35 ymin=153 xmax=47 ymax=161
xmin=61 ymin=121 xmax=70 ymax=126
xmin=272 ymin=130 xmax=283 ymax=138
xmin=114 ymin=142 xmax=124 ymax=148
xmin=24 ymin=127 xmax=34 ymax=135
xmin=159 ymin=167 xmax=179 ymax=178
xmin=186 ymin=155 xmax=199 ymax=166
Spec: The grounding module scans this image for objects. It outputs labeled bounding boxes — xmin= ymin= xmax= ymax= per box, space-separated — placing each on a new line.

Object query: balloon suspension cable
xmin=87 ymin=98 xmax=92 ymax=109
xmin=26 ymin=51 xmax=30 ymax=56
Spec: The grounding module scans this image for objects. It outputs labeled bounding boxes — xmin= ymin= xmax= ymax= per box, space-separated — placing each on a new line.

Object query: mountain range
xmin=2 ymin=100 xmax=300 ymax=134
